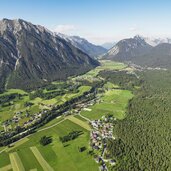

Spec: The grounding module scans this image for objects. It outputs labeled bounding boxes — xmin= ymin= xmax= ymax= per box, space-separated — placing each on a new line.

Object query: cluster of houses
xmin=73 ymin=98 xmax=98 ymax=113
xmin=23 ymin=109 xmax=49 ymax=127
xmin=23 ymin=112 xmax=42 ymax=127
xmin=2 ymin=109 xmax=49 ymax=132
xmin=2 ymin=111 xmax=24 ymax=132
xmin=90 ymin=115 xmax=116 ymax=171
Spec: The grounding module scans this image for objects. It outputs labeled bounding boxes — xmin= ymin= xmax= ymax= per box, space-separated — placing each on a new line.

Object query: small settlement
xmin=90 ymin=115 xmax=116 ymax=171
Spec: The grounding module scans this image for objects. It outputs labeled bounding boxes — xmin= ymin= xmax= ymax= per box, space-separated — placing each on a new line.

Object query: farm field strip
xmin=66 ymin=115 xmax=91 ymax=131
xmin=30 ymin=146 xmax=54 ymax=171
xmin=0 ymin=164 xmax=12 ymax=171
xmin=0 ymin=120 xmax=98 ymax=171
xmin=29 ymin=169 xmax=37 ymax=171
xmin=9 ymin=152 xmax=25 ymax=171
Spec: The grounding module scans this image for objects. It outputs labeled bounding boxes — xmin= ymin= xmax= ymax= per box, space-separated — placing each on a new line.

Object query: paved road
xmin=0 ymin=147 xmax=7 ymax=154
xmin=37 ymin=119 xmax=65 ymax=132
xmin=78 ymin=113 xmax=91 ymax=122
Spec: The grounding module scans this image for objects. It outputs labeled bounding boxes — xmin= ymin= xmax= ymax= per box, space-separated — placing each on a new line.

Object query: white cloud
xmin=129 ymin=25 xmax=139 ymax=32
xmin=53 ymin=24 xmax=77 ymax=34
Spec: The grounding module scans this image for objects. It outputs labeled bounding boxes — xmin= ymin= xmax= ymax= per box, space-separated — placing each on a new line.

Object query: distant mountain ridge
xmin=0 ymin=18 xmax=99 ymax=90
xmin=57 ymin=33 xmax=107 ymax=58
xmin=103 ymin=36 xmax=152 ymax=61
xmin=103 ymin=35 xmax=171 ymax=68
xmin=140 ymin=36 xmax=171 ymax=46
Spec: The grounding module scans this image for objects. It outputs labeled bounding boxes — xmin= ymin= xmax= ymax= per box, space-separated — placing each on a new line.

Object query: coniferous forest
xmin=100 ymin=70 xmax=171 ymax=171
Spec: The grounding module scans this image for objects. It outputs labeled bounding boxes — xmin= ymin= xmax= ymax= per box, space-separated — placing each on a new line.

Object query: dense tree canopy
xmin=101 ymin=70 xmax=171 ymax=171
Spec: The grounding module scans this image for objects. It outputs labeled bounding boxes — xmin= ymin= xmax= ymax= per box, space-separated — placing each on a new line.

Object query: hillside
xmin=103 ymin=36 xmax=171 ymax=68
xmin=133 ymin=43 xmax=171 ymax=68
xmin=103 ymin=36 xmax=152 ymax=61
xmin=0 ymin=19 xmax=99 ymax=90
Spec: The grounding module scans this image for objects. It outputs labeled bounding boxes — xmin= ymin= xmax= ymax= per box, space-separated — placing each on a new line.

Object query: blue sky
xmin=1 ymin=0 xmax=171 ymax=44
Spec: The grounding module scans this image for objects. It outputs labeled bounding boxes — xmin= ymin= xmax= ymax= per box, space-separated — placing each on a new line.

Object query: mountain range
xmin=142 ymin=36 xmax=171 ymax=46
xmin=103 ymin=36 xmax=152 ymax=61
xmin=57 ymin=33 xmax=107 ymax=58
xmin=103 ymin=35 xmax=171 ymax=68
xmin=1 ymin=18 xmax=171 ymax=91
xmin=0 ymin=19 xmax=99 ymax=90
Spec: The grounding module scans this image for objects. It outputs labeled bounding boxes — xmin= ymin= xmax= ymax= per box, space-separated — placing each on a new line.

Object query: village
xmin=1 ymin=109 xmax=49 ymax=133
xmin=90 ymin=115 xmax=116 ymax=171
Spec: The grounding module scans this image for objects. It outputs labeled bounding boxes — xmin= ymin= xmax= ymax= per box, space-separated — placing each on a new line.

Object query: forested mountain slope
xmin=0 ymin=19 xmax=99 ymax=90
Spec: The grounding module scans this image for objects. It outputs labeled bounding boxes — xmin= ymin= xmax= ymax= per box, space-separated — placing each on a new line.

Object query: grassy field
xmin=30 ymin=146 xmax=54 ymax=171
xmin=66 ymin=116 xmax=91 ymax=131
xmin=72 ymin=60 xmax=127 ymax=81
xmin=61 ymin=86 xmax=91 ymax=103
xmin=9 ymin=152 xmax=25 ymax=171
xmin=39 ymin=116 xmax=64 ymax=130
xmin=81 ymin=85 xmax=133 ymax=120
xmin=0 ymin=119 xmax=98 ymax=171
xmin=0 ymin=164 xmax=12 ymax=171
xmin=103 ymin=82 xmax=120 ymax=89
xmin=0 ymin=89 xmax=27 ymax=97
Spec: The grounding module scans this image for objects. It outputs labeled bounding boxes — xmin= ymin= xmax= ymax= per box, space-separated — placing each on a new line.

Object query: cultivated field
xmin=81 ymin=83 xmax=133 ymax=120
xmin=0 ymin=119 xmax=98 ymax=171
xmin=66 ymin=115 xmax=91 ymax=131
xmin=9 ymin=152 xmax=25 ymax=171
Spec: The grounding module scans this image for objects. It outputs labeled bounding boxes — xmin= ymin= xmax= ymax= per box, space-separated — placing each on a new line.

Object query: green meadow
xmin=0 ymin=119 xmax=98 ymax=171
xmin=72 ymin=60 xmax=127 ymax=81
xmin=81 ymin=84 xmax=133 ymax=120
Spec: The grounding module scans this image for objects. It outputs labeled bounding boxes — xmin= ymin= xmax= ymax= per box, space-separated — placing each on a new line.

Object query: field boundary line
xmin=78 ymin=113 xmax=91 ymax=122
xmin=0 ymin=164 xmax=12 ymax=171
xmin=6 ymin=137 xmax=29 ymax=152
xmin=9 ymin=152 xmax=25 ymax=171
xmin=30 ymin=146 xmax=54 ymax=171
xmin=0 ymin=147 xmax=7 ymax=154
